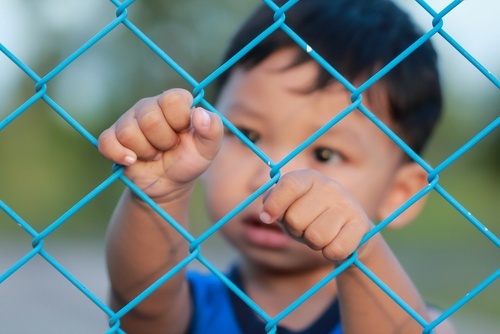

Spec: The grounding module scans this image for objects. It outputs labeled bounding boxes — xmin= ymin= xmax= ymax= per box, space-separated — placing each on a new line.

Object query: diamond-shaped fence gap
xmin=45 ymin=49 xmax=123 ymax=131
xmin=383 ymin=189 xmax=500 ymax=323
xmin=108 ymin=244 xmax=200 ymax=327
xmin=194 ymin=1 xmax=361 ymax=99
xmin=188 ymin=182 xmax=236 ymax=273
xmin=451 ymin=304 xmax=500 ymax=334
xmin=0 ymin=2 xmax=120 ymax=89
xmin=40 ymin=236 xmax=109 ymax=303
xmin=97 ymin=30 xmax=196 ymax=101
xmin=188 ymin=247 xmax=340 ymax=332
xmin=0 ymin=209 xmax=37 ymax=273
xmin=187 ymin=174 xmax=278 ymax=274
xmin=30 ymin=0 xmax=118 ymax=43
xmin=396 ymin=1 xmax=500 ymax=113
xmin=1 ymin=15 xmax=172 ymax=130
xmin=124 ymin=0 xmax=259 ymax=84
xmin=0 ymin=54 xmax=31 ymax=118
xmin=448 ymin=271 xmax=500 ymax=334
xmin=423 ymin=145 xmax=499 ymax=240
xmin=189 ymin=167 xmax=279 ymax=256
xmin=434 ymin=35 xmax=499 ymax=111
xmin=186 ymin=234 xmax=235 ymax=274
xmin=421 ymin=0 xmax=500 ymax=81
xmin=0 ymin=4 xmax=51 ymax=72
xmin=0 ymin=251 xmax=110 ymax=334
xmin=266 ymin=260 xmax=357 ymax=332
xmin=422 ymin=112 xmax=498 ymax=172
xmin=0 ymin=54 xmax=42 ymax=124
xmin=72 ymin=21 xmax=219 ymax=125
xmin=40 ymin=179 xmax=123 ymax=241
xmin=109 ymin=1 xmax=251 ymax=103
xmin=0 ymin=102 xmax=117 ymax=233
xmin=186 ymin=156 xmax=278 ymax=274
xmin=429 ymin=124 xmax=499 ymax=181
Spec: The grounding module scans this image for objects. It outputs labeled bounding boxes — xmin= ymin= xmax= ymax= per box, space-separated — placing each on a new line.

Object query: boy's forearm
xmin=106 ymin=187 xmax=191 ymax=317
xmin=336 ymin=234 xmax=432 ymax=334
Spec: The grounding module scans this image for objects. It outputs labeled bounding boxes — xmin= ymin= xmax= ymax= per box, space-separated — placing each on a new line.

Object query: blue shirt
xmin=187 ymin=268 xmax=342 ymax=334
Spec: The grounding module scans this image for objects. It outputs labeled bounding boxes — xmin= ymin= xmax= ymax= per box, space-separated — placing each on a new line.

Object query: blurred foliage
xmin=1 ymin=0 xmax=259 ymax=237
xmin=0 ymin=0 xmax=499 ymax=329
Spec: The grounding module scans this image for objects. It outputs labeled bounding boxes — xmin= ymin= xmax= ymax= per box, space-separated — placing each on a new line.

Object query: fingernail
xmin=260 ymin=211 xmax=272 ymax=224
xmin=200 ymin=108 xmax=210 ymax=126
xmin=124 ymin=155 xmax=136 ymax=165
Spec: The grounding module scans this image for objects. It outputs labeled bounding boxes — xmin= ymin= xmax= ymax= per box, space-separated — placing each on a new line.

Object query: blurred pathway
xmin=0 ymin=236 xmax=498 ymax=334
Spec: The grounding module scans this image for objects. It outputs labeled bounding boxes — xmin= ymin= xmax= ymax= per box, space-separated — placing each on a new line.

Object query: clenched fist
xmin=98 ymin=89 xmax=223 ymax=200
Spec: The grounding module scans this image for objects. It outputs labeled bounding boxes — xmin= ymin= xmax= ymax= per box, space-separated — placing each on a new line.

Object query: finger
xmin=158 ymin=88 xmax=194 ymax=132
xmin=98 ymin=125 xmax=137 ymax=166
xmin=135 ymin=101 xmax=181 ymax=152
xmin=322 ymin=218 xmax=367 ymax=262
xmin=302 ymin=208 xmax=343 ymax=251
xmin=259 ymin=171 xmax=315 ymax=226
xmin=262 ymin=187 xmax=273 ymax=204
xmin=114 ymin=111 xmax=161 ymax=160
xmin=191 ymin=107 xmax=224 ymax=161
xmin=279 ymin=189 xmax=328 ymax=239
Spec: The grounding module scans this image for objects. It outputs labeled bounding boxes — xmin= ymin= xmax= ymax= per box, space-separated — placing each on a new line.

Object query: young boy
xmin=98 ymin=0 xmax=455 ymax=333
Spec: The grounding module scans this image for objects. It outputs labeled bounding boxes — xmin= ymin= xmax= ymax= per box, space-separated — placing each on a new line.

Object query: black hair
xmin=214 ymin=0 xmax=442 ymax=155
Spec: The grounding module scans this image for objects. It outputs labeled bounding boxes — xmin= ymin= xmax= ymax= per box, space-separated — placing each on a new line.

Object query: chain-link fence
xmin=1 ymin=0 xmax=499 ymax=333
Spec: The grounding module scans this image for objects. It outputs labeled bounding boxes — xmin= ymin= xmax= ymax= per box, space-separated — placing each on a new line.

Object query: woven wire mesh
xmin=1 ymin=0 xmax=499 ymax=333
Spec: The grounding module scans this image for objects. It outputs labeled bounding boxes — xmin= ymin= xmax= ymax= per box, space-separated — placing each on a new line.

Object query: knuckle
xmin=283 ymin=210 xmax=302 ymax=230
xmin=264 ymin=196 xmax=282 ymax=217
xmin=280 ymin=173 xmax=305 ymax=194
xmin=136 ymin=96 xmax=154 ymax=106
xmin=115 ymin=123 xmax=137 ymax=146
xmin=323 ymin=242 xmax=351 ymax=262
xmin=162 ymin=93 xmax=193 ymax=131
xmin=303 ymin=228 xmax=326 ymax=250
xmin=134 ymin=97 xmax=157 ymax=113
xmin=162 ymin=88 xmax=192 ymax=109
xmin=97 ymin=129 xmax=111 ymax=145
xmin=138 ymin=109 xmax=164 ymax=133
xmin=320 ymin=179 xmax=342 ymax=199
xmin=162 ymin=135 xmax=179 ymax=150
xmin=97 ymin=130 xmax=114 ymax=154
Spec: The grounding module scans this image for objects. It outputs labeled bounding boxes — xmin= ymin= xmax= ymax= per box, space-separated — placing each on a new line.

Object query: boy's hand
xmin=98 ymin=89 xmax=223 ymax=199
xmin=259 ymin=170 xmax=371 ymax=262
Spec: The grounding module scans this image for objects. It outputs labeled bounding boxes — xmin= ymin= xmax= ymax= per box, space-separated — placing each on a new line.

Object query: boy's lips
xmin=242 ymin=214 xmax=291 ymax=248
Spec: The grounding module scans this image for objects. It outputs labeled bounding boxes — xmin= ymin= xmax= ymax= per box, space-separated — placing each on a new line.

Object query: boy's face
xmin=202 ymin=48 xmax=405 ymax=271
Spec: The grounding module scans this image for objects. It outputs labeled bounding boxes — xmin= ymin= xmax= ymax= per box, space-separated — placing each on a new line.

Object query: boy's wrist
xmin=128 ymin=180 xmax=194 ymax=210
xmin=344 ymin=226 xmax=380 ymax=267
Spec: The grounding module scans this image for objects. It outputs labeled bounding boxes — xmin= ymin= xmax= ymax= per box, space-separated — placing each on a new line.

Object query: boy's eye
xmin=313 ymin=147 xmax=342 ymax=164
xmin=237 ymin=127 xmax=261 ymax=144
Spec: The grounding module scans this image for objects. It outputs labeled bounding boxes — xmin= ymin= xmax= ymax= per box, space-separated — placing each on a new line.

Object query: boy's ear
xmin=378 ymin=162 xmax=429 ymax=229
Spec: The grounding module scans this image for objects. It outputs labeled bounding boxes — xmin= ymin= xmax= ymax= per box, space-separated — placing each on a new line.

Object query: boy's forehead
xmin=245 ymin=48 xmax=321 ymax=92
xmin=221 ymin=48 xmax=393 ymax=127
xmin=221 ymin=68 xmax=396 ymax=146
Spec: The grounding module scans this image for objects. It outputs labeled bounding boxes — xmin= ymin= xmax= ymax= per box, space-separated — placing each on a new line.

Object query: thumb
xmin=191 ymin=107 xmax=223 ymax=161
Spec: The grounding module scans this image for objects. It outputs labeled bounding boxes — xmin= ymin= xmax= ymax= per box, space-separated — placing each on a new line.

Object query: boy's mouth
xmin=241 ymin=214 xmax=290 ymax=248
xmin=243 ymin=215 xmax=282 ymax=230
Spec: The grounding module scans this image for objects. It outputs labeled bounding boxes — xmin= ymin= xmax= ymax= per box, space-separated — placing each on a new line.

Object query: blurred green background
xmin=0 ymin=0 xmax=498 ymax=333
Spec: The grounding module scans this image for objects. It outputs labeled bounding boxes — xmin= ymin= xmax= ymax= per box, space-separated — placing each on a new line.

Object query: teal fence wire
xmin=1 ymin=0 xmax=499 ymax=333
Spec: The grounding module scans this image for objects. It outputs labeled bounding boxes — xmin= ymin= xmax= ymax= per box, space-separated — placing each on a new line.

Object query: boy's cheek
xmin=201 ymin=176 xmax=236 ymax=221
